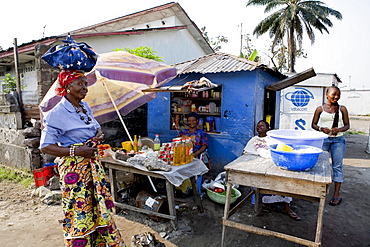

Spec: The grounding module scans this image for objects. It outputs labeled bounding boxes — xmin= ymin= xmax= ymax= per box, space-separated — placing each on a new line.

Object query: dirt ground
xmin=1 ymin=116 xmax=370 ymax=247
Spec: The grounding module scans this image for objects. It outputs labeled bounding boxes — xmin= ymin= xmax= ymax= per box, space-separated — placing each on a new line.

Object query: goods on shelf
xmin=170 ymin=86 xmax=222 ymax=133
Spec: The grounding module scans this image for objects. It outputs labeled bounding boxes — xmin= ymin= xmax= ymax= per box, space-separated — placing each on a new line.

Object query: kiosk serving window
xmin=170 ymin=86 xmax=222 ymax=133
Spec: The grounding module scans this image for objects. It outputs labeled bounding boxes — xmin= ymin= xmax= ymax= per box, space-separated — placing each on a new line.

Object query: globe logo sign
xmin=285 ymin=87 xmax=314 ymax=107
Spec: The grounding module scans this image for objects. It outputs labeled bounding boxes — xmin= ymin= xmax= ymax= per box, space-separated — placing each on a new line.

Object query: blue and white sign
xmin=280 ymin=87 xmax=324 ymax=130
xmin=285 ymin=87 xmax=314 ymax=107
xmin=282 ymin=87 xmax=322 ymax=113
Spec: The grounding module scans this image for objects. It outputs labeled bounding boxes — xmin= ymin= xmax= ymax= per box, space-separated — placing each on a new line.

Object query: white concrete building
xmin=0 ymin=2 xmax=213 ymax=109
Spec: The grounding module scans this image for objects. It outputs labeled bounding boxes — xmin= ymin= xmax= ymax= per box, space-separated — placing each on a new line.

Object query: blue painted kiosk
xmin=146 ymin=53 xmax=313 ymax=174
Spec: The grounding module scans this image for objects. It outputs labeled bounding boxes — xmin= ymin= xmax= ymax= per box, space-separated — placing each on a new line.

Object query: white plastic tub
xmin=267 ymin=129 xmax=328 ymax=148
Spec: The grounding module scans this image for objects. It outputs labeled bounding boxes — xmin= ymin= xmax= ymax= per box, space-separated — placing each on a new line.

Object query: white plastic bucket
xmin=267 ymin=129 xmax=328 ymax=148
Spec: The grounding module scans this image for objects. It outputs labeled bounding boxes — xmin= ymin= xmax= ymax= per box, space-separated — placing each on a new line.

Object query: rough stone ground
xmin=0 ymin=116 xmax=369 ymax=247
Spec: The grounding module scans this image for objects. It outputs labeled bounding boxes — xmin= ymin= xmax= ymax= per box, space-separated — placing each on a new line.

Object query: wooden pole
xmin=13 ymin=38 xmax=24 ymax=127
xmin=13 ymin=38 xmax=23 ymax=107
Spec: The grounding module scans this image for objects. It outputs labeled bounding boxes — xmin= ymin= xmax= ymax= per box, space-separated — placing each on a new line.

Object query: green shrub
xmin=2 ymin=73 xmax=17 ymax=93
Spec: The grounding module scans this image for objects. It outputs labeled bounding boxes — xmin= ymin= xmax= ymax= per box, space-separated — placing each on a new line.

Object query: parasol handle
xmin=101 ymin=80 xmax=133 ymax=143
xmin=101 ymin=79 xmax=157 ymax=192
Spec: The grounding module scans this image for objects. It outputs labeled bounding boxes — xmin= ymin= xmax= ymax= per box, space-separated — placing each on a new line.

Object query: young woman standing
xmin=311 ymin=86 xmax=350 ymax=206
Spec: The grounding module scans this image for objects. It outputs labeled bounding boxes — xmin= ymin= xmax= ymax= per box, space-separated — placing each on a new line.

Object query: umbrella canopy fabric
xmin=39 ymin=51 xmax=177 ymax=124
xmin=86 ymin=51 xmax=177 ymax=123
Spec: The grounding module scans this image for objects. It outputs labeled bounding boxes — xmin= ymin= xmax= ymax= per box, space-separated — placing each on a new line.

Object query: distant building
xmin=340 ymin=90 xmax=370 ymax=116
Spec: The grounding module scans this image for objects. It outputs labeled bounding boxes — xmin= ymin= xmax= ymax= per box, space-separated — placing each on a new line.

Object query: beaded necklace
xmin=74 ymin=104 xmax=92 ymax=125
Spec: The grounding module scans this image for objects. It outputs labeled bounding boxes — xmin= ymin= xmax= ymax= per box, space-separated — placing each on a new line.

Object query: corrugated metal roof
xmin=172 ymin=52 xmax=286 ymax=80
xmin=173 ymin=53 xmax=259 ymax=74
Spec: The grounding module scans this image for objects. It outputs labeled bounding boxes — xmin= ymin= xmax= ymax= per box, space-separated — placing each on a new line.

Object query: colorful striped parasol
xmin=39 ymin=51 xmax=177 ymax=143
xmin=85 ymin=51 xmax=177 ymax=124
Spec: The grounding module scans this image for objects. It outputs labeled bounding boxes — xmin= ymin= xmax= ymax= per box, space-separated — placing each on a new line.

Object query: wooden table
xmin=221 ymin=152 xmax=332 ymax=247
xmin=101 ymin=157 xmax=206 ymax=228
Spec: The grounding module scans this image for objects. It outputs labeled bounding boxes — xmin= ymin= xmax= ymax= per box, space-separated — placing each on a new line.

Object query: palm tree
xmin=246 ymin=0 xmax=342 ymax=72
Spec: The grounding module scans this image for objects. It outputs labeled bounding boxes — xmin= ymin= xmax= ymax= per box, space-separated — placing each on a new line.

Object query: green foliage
xmin=246 ymin=0 xmax=342 ymax=72
xmin=240 ymin=34 xmax=260 ymax=62
xmin=249 ymin=49 xmax=258 ymax=61
xmin=2 ymin=73 xmax=17 ymax=93
xmin=346 ymin=130 xmax=366 ymax=135
xmin=0 ymin=166 xmax=33 ymax=187
xmin=268 ymin=40 xmax=307 ymax=72
xmin=201 ymin=26 xmax=228 ymax=51
xmin=113 ymin=46 xmax=164 ymax=62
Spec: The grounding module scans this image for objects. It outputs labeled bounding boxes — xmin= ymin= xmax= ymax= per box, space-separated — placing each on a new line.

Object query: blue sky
xmin=2 ymin=0 xmax=368 ymax=89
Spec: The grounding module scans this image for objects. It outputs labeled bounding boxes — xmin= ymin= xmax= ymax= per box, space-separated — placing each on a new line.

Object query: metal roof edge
xmin=266 ymin=68 xmax=316 ymax=91
xmin=0 ymin=37 xmax=59 ymax=58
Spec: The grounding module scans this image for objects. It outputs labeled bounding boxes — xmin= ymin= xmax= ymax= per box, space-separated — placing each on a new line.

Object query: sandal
xmin=281 ymin=207 xmax=301 ymax=221
xmin=329 ymin=198 xmax=342 ymax=206
xmin=285 ymin=211 xmax=301 ymax=221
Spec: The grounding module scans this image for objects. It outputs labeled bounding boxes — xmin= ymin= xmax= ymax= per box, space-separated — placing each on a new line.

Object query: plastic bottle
xmin=133 ymin=135 xmax=138 ymax=152
xmin=186 ymin=137 xmax=193 ymax=163
xmin=181 ymin=139 xmax=187 ymax=165
xmin=138 ymin=135 xmax=143 ymax=151
xmin=154 ymin=134 xmax=161 ymax=151
xmin=198 ymin=118 xmax=204 ymax=130
xmin=177 ymin=139 xmax=183 ymax=165
xmin=191 ymin=104 xmax=196 ymax=112
xmin=172 ymin=139 xmax=180 ymax=166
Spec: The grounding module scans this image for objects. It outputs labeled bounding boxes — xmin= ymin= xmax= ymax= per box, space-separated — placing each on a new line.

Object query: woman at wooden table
xmin=40 ymin=70 xmax=124 ymax=247
xmin=178 ymin=112 xmax=209 ymax=161
xmin=176 ymin=112 xmax=210 ymax=196
xmin=311 ymin=85 xmax=350 ymax=206
xmin=243 ymin=120 xmax=301 ymax=221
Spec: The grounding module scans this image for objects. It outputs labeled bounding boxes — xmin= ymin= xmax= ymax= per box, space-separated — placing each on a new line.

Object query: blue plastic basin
xmin=269 ymin=144 xmax=323 ymax=171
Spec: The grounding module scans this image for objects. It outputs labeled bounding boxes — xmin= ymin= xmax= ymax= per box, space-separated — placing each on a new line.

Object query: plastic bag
xmin=203 ymin=171 xmax=239 ymax=190
xmin=142 ymin=157 xmax=171 ymax=171
xmin=42 ymin=33 xmax=98 ymax=72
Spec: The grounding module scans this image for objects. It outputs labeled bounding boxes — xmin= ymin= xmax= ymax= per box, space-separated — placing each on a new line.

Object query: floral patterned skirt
xmin=59 ymin=156 xmax=124 ymax=247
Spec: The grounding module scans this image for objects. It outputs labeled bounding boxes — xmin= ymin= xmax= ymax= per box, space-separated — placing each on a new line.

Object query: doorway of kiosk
xmin=264 ymin=89 xmax=276 ymax=129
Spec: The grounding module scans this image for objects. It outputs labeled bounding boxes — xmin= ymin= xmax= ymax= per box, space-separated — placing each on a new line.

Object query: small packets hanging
xmin=42 ymin=33 xmax=98 ymax=72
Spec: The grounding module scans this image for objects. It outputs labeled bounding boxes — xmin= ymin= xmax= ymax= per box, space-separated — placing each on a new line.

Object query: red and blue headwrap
xmin=55 ymin=70 xmax=86 ymax=96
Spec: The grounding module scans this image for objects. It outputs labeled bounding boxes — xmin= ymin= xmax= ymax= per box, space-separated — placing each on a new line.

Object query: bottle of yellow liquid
xmin=186 ymin=137 xmax=193 ymax=163
xmin=133 ymin=135 xmax=138 ymax=152
xmin=180 ymin=139 xmax=187 ymax=165
xmin=173 ymin=139 xmax=180 ymax=166
xmin=154 ymin=134 xmax=161 ymax=151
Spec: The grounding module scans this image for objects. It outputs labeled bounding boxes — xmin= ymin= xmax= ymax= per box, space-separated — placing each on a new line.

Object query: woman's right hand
xmin=75 ymin=145 xmax=97 ymax=158
xmin=321 ymin=127 xmax=331 ymax=135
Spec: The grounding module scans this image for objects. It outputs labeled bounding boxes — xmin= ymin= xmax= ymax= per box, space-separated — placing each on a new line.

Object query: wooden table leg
xmin=108 ymin=168 xmax=117 ymax=214
xmin=190 ymin=176 xmax=204 ymax=213
xmin=315 ymin=197 xmax=326 ymax=244
xmin=221 ymin=181 xmax=233 ymax=247
xmin=254 ymin=188 xmax=260 ymax=214
xmin=165 ymin=180 xmax=178 ymax=229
